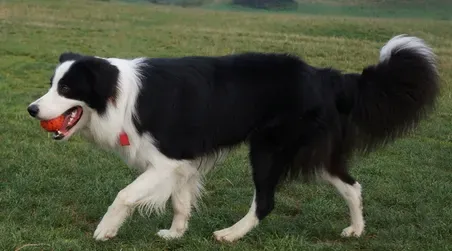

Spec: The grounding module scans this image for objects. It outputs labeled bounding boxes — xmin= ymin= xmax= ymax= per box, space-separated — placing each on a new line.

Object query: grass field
xmin=1 ymin=0 xmax=452 ymax=250
xmin=122 ymin=0 xmax=452 ymax=20
xmin=206 ymin=0 xmax=452 ymax=20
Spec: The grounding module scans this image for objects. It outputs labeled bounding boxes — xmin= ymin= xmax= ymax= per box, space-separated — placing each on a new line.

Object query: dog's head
xmin=27 ymin=52 xmax=119 ymax=140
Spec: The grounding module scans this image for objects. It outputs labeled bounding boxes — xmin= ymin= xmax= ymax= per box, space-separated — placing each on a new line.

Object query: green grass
xmin=1 ymin=0 xmax=452 ymax=250
xmin=206 ymin=1 xmax=452 ymax=20
xmin=123 ymin=0 xmax=452 ymax=20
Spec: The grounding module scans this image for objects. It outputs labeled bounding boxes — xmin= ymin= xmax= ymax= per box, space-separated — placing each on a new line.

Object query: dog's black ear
xmin=59 ymin=52 xmax=84 ymax=63
xmin=77 ymin=57 xmax=119 ymax=114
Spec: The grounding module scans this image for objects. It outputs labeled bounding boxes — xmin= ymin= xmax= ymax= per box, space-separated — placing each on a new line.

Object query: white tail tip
xmin=379 ymin=34 xmax=436 ymax=64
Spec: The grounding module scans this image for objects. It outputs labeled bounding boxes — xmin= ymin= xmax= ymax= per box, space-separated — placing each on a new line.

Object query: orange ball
xmin=40 ymin=115 xmax=65 ymax=132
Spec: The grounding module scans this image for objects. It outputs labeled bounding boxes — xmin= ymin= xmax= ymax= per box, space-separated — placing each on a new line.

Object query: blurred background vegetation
xmin=113 ymin=0 xmax=451 ymax=20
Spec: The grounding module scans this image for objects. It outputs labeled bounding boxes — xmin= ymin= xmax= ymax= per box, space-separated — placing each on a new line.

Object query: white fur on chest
xmin=81 ymin=57 xmax=160 ymax=172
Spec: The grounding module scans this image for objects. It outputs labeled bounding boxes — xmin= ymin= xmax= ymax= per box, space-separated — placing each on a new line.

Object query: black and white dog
xmin=27 ymin=35 xmax=439 ymax=242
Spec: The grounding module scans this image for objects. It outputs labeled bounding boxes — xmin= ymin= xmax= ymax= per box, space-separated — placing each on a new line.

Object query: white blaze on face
xmin=29 ymin=61 xmax=84 ymax=120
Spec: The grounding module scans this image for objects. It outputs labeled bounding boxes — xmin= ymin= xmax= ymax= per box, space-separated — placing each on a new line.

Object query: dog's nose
xmin=27 ymin=104 xmax=39 ymax=117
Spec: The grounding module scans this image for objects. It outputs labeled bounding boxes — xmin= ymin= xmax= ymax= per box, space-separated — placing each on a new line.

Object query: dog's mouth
xmin=53 ymin=106 xmax=83 ymax=140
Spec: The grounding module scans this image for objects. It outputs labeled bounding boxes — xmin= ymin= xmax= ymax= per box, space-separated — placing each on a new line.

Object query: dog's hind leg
xmin=214 ymin=137 xmax=285 ymax=242
xmin=322 ymin=170 xmax=364 ymax=237
xmin=213 ymin=191 xmax=259 ymax=242
xmin=93 ymin=159 xmax=184 ymax=241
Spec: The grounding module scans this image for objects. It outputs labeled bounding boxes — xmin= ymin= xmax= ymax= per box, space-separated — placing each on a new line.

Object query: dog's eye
xmin=60 ymin=85 xmax=70 ymax=94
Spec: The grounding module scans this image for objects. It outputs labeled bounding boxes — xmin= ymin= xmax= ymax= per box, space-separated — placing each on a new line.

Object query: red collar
xmin=119 ymin=131 xmax=130 ymax=146
xmin=110 ymin=96 xmax=130 ymax=146
xmin=109 ymin=96 xmax=129 ymax=146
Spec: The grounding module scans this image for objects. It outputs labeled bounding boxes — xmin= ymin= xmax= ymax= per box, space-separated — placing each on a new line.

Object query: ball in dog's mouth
xmin=51 ymin=106 xmax=83 ymax=140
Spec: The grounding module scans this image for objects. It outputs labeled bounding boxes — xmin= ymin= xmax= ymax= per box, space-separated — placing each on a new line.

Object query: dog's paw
xmin=341 ymin=225 xmax=364 ymax=237
xmin=93 ymin=221 xmax=119 ymax=241
xmin=213 ymin=227 xmax=242 ymax=243
xmin=156 ymin=229 xmax=184 ymax=240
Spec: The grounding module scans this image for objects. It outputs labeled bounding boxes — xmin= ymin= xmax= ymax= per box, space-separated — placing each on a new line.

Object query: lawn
xmin=1 ymin=0 xmax=452 ymax=250
xmin=206 ymin=0 xmax=452 ymax=20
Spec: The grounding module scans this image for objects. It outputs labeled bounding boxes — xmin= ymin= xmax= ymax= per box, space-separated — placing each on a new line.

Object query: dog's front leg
xmin=157 ymin=172 xmax=202 ymax=240
xmin=93 ymin=165 xmax=178 ymax=241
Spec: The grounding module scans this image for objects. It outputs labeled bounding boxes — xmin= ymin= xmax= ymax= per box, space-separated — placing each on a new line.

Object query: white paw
xmin=156 ymin=229 xmax=184 ymax=240
xmin=213 ymin=227 xmax=243 ymax=242
xmin=92 ymin=203 xmax=130 ymax=241
xmin=341 ymin=225 xmax=364 ymax=237
xmin=93 ymin=221 xmax=119 ymax=241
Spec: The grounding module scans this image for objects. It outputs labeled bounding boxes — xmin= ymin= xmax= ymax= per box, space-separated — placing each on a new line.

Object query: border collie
xmin=27 ymin=35 xmax=439 ymax=242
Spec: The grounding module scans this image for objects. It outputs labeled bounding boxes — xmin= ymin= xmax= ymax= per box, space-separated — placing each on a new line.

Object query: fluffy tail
xmin=351 ymin=35 xmax=440 ymax=150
